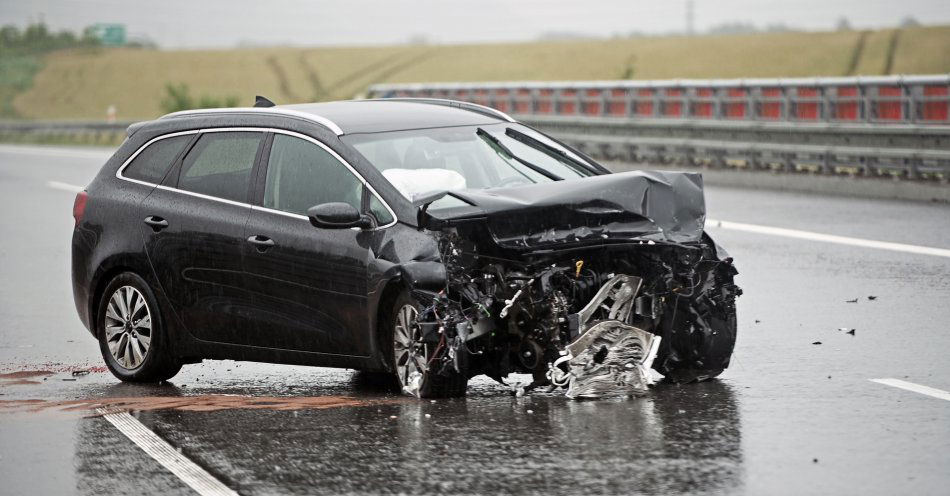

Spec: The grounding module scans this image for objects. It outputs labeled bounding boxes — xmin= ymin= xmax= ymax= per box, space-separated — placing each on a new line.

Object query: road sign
xmin=90 ymin=24 xmax=126 ymax=46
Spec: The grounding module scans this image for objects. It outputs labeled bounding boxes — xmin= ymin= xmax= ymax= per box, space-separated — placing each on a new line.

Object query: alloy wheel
xmin=103 ymin=285 xmax=152 ymax=370
xmin=392 ymin=304 xmax=428 ymax=390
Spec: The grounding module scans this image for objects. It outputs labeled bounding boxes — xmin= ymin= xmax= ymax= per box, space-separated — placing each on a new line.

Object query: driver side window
xmin=264 ymin=134 xmax=363 ymax=216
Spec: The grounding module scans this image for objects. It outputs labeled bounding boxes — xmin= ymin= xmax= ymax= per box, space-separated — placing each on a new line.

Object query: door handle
xmin=144 ymin=216 xmax=169 ymax=232
xmin=247 ymin=235 xmax=276 ymax=252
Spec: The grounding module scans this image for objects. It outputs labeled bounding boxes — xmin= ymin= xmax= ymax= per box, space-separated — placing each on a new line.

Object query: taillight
xmin=73 ymin=191 xmax=88 ymax=227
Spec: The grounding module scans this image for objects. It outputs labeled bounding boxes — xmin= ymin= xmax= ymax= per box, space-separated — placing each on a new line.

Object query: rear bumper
xmin=71 ymin=228 xmax=95 ymax=336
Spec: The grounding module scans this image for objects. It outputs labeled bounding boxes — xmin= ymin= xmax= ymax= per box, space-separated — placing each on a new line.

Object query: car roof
xmin=279 ymin=99 xmax=508 ymax=134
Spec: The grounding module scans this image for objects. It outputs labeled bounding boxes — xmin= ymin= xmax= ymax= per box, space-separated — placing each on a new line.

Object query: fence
xmin=367 ymin=75 xmax=950 ymax=125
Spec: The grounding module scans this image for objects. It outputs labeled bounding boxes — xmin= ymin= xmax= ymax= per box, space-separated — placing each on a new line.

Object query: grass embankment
xmin=7 ymin=25 xmax=950 ymax=121
xmin=0 ymin=54 xmax=42 ymax=117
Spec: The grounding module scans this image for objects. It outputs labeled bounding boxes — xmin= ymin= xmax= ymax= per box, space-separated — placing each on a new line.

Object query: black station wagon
xmin=72 ymin=98 xmax=739 ymax=398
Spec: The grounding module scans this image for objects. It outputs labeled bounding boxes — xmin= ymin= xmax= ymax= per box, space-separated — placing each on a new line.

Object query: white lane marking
xmin=46 ymin=180 xmax=84 ymax=193
xmin=869 ymin=378 xmax=950 ymax=402
xmin=707 ymin=218 xmax=950 ymax=259
xmin=98 ymin=409 xmax=239 ymax=496
xmin=0 ymin=144 xmax=113 ymax=160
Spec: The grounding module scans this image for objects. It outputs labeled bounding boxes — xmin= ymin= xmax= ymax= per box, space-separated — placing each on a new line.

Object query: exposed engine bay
xmin=400 ymin=228 xmax=740 ymax=399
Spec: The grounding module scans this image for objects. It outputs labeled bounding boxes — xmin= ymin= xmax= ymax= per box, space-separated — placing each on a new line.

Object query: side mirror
xmin=307 ymin=202 xmax=373 ymax=229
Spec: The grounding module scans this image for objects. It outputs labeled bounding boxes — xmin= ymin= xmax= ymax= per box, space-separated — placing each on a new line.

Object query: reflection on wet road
xmin=1 ymin=144 xmax=949 ymax=495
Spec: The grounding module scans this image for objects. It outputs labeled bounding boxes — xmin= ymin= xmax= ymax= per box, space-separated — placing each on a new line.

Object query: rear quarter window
xmin=122 ymin=135 xmax=192 ymax=184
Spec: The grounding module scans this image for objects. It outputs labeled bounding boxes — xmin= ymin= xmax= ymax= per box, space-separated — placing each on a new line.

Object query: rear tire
xmin=384 ymin=291 xmax=467 ymax=398
xmin=97 ymin=272 xmax=182 ymax=383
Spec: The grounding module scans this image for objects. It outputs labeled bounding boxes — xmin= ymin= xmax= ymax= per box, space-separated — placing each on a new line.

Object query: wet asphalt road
xmin=1 ymin=144 xmax=949 ymax=495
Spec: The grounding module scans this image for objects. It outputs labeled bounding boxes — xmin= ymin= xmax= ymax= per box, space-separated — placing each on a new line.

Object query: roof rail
xmin=159 ymin=107 xmax=344 ymax=135
xmin=374 ymin=97 xmax=516 ymax=123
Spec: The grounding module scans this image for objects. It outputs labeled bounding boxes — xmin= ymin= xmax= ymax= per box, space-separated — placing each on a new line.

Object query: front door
xmin=242 ymin=133 xmax=375 ymax=356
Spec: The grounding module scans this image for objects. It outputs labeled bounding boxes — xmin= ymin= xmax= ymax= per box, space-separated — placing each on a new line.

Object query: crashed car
xmin=71 ymin=98 xmax=739 ymax=399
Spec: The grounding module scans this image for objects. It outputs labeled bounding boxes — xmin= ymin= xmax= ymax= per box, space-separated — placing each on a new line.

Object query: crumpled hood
xmin=431 ymin=170 xmax=706 ymax=250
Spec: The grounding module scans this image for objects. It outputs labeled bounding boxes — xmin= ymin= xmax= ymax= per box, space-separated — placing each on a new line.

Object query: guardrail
xmin=520 ymin=116 xmax=950 ymax=180
xmin=368 ymin=75 xmax=950 ymax=125
xmin=2 ymin=99 xmax=948 ymax=181
xmin=368 ymin=77 xmax=950 ymax=181
xmin=0 ymin=120 xmax=131 ymax=146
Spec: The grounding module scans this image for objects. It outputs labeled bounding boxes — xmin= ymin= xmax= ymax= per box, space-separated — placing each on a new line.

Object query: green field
xmin=8 ymin=25 xmax=950 ymax=120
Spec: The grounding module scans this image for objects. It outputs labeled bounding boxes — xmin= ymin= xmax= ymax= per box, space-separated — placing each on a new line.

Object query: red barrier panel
xmin=582 ymin=89 xmax=602 ymax=115
xmin=492 ymin=89 xmax=510 ymax=112
xmin=795 ymin=87 xmax=820 ymax=120
xmin=921 ymin=85 xmax=949 ymax=122
xmin=634 ymin=89 xmax=654 ymax=116
xmin=691 ymin=88 xmax=714 ymax=118
xmin=664 ymin=88 xmax=684 ymax=117
xmin=760 ymin=87 xmax=782 ymax=120
xmin=559 ymin=89 xmax=577 ymax=115
xmin=537 ymin=89 xmax=554 ymax=114
xmin=608 ymin=88 xmax=627 ymax=116
xmin=514 ymin=88 xmax=532 ymax=113
xmin=833 ymin=86 xmax=860 ymax=121
xmin=725 ymin=88 xmax=746 ymax=119
xmin=876 ymin=86 xmax=903 ymax=121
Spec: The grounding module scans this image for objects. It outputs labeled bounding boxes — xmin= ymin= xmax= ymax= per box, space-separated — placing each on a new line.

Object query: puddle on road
xmin=0 ymin=370 xmax=57 ymax=386
xmin=0 ymin=394 xmax=402 ymax=414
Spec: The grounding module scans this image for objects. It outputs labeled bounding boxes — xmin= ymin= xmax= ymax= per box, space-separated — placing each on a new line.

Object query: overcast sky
xmin=2 ymin=0 xmax=949 ymax=49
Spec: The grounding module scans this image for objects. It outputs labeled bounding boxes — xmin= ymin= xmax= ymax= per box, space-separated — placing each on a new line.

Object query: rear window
xmin=178 ymin=132 xmax=262 ymax=203
xmin=123 ymin=135 xmax=191 ymax=184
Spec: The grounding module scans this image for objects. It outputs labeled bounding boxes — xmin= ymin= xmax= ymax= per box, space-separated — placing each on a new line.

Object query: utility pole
xmin=686 ymin=0 xmax=695 ymax=36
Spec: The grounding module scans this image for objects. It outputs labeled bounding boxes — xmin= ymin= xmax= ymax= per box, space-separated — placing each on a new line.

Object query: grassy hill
xmin=9 ymin=25 xmax=950 ymax=120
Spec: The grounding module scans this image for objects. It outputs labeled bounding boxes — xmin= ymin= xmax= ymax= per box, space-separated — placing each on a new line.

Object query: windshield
xmin=341 ymin=123 xmax=596 ymax=201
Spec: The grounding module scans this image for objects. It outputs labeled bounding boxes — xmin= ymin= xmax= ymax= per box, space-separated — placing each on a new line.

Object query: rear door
xmin=140 ymin=130 xmax=264 ymax=343
xmin=241 ymin=132 xmax=388 ymax=356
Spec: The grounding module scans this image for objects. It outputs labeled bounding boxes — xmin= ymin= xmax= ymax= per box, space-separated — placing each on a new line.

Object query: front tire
xmin=97 ymin=272 xmax=181 ymax=382
xmin=385 ymin=291 xmax=467 ymax=398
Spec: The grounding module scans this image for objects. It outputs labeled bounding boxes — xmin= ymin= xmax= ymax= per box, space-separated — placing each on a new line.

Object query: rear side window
xmin=178 ymin=132 xmax=262 ymax=203
xmin=123 ymin=135 xmax=191 ymax=184
xmin=263 ymin=134 xmax=364 ymax=216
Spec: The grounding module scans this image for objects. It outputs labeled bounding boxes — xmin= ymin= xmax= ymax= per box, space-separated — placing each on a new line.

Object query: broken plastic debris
xmin=845 ymin=298 xmax=858 ymax=303
xmin=403 ymin=371 xmax=423 ymax=398
xmin=563 ymin=320 xmax=661 ymax=400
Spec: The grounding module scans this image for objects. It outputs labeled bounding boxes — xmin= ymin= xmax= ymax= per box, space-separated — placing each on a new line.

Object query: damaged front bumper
xmin=396 ymin=170 xmax=741 ymax=399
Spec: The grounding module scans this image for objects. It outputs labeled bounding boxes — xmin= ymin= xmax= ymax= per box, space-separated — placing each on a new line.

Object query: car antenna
xmin=254 ymin=95 xmax=276 ymax=108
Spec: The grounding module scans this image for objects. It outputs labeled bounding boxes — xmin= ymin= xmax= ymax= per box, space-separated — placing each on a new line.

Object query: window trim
xmin=115 ymin=127 xmax=398 ymax=230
